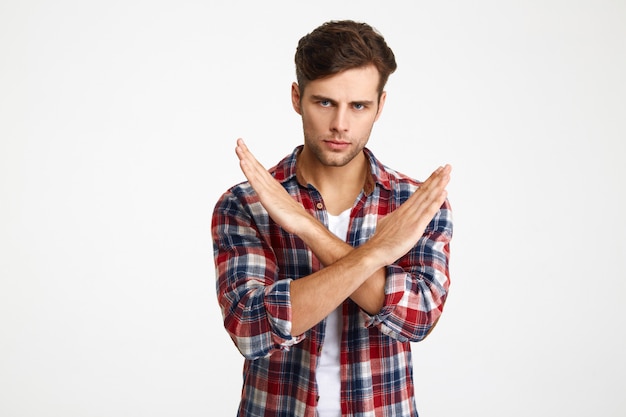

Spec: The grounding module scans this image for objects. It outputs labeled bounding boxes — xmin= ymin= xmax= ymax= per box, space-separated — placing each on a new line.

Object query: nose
xmin=330 ymin=106 xmax=349 ymax=133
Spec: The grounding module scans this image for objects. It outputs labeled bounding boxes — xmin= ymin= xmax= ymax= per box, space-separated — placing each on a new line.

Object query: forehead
xmin=304 ymin=65 xmax=380 ymax=100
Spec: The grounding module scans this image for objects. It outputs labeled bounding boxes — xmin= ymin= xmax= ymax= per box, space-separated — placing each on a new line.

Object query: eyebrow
xmin=310 ymin=95 xmax=375 ymax=106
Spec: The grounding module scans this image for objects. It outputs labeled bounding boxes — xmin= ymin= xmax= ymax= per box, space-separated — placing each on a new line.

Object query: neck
xmin=296 ymin=148 xmax=368 ymax=215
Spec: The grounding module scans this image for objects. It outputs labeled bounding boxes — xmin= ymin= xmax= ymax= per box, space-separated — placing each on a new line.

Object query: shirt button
xmin=316 ymin=202 xmax=324 ymax=210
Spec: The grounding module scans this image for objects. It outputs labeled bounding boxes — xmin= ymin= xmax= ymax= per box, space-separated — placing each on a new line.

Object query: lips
xmin=324 ymin=140 xmax=350 ymax=150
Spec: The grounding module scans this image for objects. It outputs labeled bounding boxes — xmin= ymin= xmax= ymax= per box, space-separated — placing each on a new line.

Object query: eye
xmin=353 ymin=103 xmax=365 ymax=110
xmin=320 ymin=100 xmax=332 ymax=107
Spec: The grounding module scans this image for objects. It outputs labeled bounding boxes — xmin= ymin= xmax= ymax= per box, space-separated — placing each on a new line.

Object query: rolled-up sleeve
xmin=364 ymin=199 xmax=453 ymax=342
xmin=212 ymin=190 xmax=304 ymax=360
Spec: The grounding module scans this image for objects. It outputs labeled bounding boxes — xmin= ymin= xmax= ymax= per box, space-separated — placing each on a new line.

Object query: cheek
xmin=302 ymin=112 xmax=326 ymax=131
xmin=354 ymin=117 xmax=376 ymax=134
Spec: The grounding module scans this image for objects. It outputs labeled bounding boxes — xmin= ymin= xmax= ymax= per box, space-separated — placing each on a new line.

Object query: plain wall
xmin=1 ymin=1 xmax=625 ymax=416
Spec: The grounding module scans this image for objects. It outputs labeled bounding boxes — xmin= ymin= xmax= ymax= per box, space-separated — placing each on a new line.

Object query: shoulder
xmin=212 ymin=181 xmax=263 ymax=226
xmin=383 ymin=164 xmax=421 ymax=190
xmin=365 ymin=148 xmax=421 ymax=196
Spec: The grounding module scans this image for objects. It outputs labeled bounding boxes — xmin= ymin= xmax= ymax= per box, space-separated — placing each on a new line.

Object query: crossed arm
xmin=235 ymin=139 xmax=451 ymax=336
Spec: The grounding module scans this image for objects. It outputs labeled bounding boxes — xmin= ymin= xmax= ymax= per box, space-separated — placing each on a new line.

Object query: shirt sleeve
xmin=212 ymin=190 xmax=305 ymax=360
xmin=363 ymin=198 xmax=453 ymax=342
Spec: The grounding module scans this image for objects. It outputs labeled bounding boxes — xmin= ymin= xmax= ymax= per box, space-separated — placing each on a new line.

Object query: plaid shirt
xmin=212 ymin=146 xmax=453 ymax=417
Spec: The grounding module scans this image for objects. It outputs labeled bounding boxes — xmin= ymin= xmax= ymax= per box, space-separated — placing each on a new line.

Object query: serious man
xmin=212 ymin=19 xmax=453 ymax=417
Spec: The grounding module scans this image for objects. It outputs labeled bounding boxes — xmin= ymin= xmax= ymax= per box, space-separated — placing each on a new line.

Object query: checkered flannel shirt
xmin=212 ymin=146 xmax=453 ymax=417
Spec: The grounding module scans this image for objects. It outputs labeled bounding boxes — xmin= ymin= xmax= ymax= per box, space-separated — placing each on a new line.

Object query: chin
xmin=318 ymin=153 xmax=357 ymax=168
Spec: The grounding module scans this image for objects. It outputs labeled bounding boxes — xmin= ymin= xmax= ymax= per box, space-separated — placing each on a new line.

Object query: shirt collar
xmin=270 ymin=145 xmax=393 ymax=195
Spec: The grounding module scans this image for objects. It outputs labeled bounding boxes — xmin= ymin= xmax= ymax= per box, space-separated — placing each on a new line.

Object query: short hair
xmin=294 ymin=20 xmax=397 ymax=97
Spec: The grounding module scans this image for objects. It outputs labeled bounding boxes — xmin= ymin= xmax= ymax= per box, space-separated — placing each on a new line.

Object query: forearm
xmin=294 ymin=203 xmax=453 ymax=341
xmin=291 ymin=216 xmax=386 ymax=324
xmin=350 ymin=272 xmax=385 ymax=314
xmin=367 ymin=214 xmax=453 ymax=342
xmin=290 ymin=239 xmax=383 ymax=335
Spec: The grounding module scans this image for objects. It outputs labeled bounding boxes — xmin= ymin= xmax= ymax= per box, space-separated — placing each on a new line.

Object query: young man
xmin=212 ymin=20 xmax=453 ymax=417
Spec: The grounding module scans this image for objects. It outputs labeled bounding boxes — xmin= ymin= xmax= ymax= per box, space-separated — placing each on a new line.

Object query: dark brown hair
xmin=294 ymin=20 xmax=397 ymax=97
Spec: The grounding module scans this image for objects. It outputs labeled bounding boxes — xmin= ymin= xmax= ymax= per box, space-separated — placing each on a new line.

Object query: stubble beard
xmin=303 ymin=134 xmax=365 ymax=167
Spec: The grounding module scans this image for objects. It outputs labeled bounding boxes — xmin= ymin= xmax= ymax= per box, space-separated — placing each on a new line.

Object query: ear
xmin=291 ymin=82 xmax=302 ymax=115
xmin=374 ymin=91 xmax=387 ymax=122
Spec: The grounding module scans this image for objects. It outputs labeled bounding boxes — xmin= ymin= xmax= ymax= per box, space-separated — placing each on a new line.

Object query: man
xmin=212 ymin=20 xmax=453 ymax=417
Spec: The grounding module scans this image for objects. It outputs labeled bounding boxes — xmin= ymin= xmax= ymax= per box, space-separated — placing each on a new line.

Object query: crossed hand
xmin=235 ymin=138 xmax=451 ymax=266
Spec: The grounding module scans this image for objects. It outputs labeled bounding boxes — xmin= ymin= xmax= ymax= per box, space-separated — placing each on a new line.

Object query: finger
xmin=405 ymin=165 xmax=450 ymax=208
xmin=234 ymin=139 xmax=284 ymax=199
xmin=236 ymin=141 xmax=264 ymax=187
xmin=235 ymin=138 xmax=256 ymax=166
xmin=424 ymin=164 xmax=451 ymax=188
xmin=399 ymin=166 xmax=450 ymax=219
xmin=235 ymin=139 xmax=267 ymax=180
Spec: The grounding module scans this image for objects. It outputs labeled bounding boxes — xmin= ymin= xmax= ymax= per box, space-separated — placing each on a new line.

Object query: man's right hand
xmin=235 ymin=138 xmax=316 ymax=236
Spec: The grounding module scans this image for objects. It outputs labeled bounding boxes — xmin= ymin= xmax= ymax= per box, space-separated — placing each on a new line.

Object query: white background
xmin=1 ymin=1 xmax=625 ymax=416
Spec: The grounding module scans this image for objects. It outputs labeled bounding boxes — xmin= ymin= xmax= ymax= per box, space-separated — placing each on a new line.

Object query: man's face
xmin=292 ymin=65 xmax=386 ymax=168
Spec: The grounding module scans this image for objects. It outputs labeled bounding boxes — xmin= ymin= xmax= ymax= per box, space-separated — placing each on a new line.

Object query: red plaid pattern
xmin=212 ymin=146 xmax=453 ymax=417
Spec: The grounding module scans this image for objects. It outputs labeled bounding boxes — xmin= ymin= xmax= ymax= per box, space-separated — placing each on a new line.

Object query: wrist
xmin=293 ymin=213 xmax=326 ymax=243
xmin=356 ymin=240 xmax=390 ymax=271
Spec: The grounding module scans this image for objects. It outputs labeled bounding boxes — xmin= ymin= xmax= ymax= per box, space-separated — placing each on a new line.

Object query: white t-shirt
xmin=317 ymin=208 xmax=351 ymax=417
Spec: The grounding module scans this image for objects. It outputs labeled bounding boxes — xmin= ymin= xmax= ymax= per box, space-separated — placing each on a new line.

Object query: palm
xmin=235 ymin=139 xmax=311 ymax=235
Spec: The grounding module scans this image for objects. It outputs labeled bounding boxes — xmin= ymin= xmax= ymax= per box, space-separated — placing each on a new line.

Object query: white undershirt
xmin=317 ymin=208 xmax=351 ymax=417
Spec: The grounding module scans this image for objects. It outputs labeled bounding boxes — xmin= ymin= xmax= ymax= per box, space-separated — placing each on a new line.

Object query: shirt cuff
xmin=362 ymin=264 xmax=407 ymax=328
xmin=265 ymin=278 xmax=306 ymax=348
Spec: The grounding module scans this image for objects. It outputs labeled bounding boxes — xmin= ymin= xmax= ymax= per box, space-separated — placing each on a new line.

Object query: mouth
xmin=323 ymin=139 xmax=350 ymax=150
